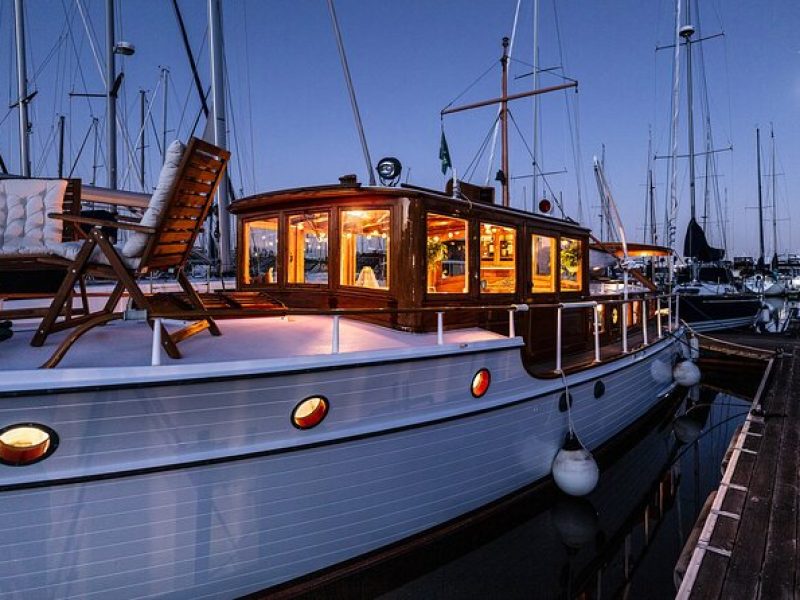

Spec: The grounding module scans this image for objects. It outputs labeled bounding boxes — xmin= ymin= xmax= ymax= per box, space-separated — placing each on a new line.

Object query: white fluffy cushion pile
xmin=0 ymin=179 xmax=67 ymax=255
xmin=122 ymin=139 xmax=186 ymax=258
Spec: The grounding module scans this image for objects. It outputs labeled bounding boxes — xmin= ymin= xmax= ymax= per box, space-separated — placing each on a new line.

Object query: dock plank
xmin=760 ymin=354 xmax=799 ymax=599
xmin=678 ymin=333 xmax=800 ymax=599
xmin=711 ymin=352 xmax=788 ymax=599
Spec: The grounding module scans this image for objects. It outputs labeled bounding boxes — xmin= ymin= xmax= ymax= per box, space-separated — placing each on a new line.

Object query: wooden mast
xmin=441 ymin=36 xmax=576 ymax=209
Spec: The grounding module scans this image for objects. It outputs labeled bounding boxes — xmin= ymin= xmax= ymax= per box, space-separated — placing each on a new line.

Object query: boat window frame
xmin=286 ymin=210 xmax=332 ymax=288
xmin=240 ymin=212 xmax=282 ymax=288
xmin=338 ymin=206 xmax=393 ymax=293
xmin=559 ymin=235 xmax=584 ymax=293
xmin=424 ymin=210 xmax=472 ymax=297
xmin=478 ymin=220 xmax=518 ymax=296
xmin=529 ymin=230 xmax=558 ymax=294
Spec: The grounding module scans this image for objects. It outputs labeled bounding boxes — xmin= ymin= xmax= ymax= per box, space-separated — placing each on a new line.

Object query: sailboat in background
xmin=665 ymin=2 xmax=760 ymax=330
xmin=744 ymin=126 xmax=785 ymax=296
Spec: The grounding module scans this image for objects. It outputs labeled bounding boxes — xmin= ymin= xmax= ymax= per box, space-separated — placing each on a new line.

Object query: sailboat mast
xmin=680 ymin=11 xmax=696 ymax=222
xmin=106 ymin=0 xmax=117 ymax=190
xmin=500 ymin=36 xmax=510 ymax=207
xmin=57 ymin=115 xmax=66 ymax=178
xmin=771 ymin=124 xmax=777 ymax=263
xmin=139 ymin=90 xmax=146 ymax=189
xmin=532 ymin=0 xmax=540 ymax=207
xmin=13 ymin=0 xmax=31 ymax=177
xmin=209 ymin=0 xmax=232 ymax=270
xmin=161 ymin=68 xmax=169 ymax=162
xmin=756 ymin=127 xmax=764 ymax=265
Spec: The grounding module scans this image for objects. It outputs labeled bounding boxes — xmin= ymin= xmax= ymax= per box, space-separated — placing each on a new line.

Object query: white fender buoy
xmin=758 ymin=306 xmax=771 ymax=324
xmin=650 ymin=358 xmax=674 ymax=384
xmin=552 ymin=433 xmax=599 ymax=497
xmin=673 ymin=359 xmax=701 ymax=387
xmin=673 ymin=414 xmax=703 ymax=444
xmin=550 ymin=497 xmax=599 ymax=549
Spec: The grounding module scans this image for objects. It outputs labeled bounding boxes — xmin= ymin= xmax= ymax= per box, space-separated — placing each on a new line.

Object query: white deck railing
xmin=148 ymin=294 xmax=677 ymax=368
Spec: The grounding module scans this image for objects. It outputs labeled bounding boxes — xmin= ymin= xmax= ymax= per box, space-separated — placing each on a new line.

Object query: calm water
xmin=308 ymin=362 xmax=763 ymax=600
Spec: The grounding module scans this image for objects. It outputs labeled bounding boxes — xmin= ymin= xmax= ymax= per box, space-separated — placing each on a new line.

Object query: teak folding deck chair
xmin=31 ymin=138 xmax=230 ymax=367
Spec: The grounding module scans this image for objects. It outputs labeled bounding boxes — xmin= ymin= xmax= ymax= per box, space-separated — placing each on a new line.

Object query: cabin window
xmin=243 ymin=217 xmax=279 ymax=285
xmin=340 ymin=209 xmax=390 ymax=289
xmin=560 ymin=237 xmax=583 ymax=292
xmin=426 ymin=213 xmax=468 ymax=294
xmin=479 ymin=222 xmax=516 ymax=293
xmin=531 ymin=234 xmax=555 ymax=293
xmin=288 ymin=212 xmax=329 ymax=285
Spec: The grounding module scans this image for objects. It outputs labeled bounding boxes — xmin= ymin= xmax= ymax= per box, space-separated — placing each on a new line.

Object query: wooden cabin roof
xmin=230 ymin=182 xmax=590 ymax=234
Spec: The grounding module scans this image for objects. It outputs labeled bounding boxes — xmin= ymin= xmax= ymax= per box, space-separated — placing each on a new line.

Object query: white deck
xmin=0 ymin=314 xmax=506 ymax=371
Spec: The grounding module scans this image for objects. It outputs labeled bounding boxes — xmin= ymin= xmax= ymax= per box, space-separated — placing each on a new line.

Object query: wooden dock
xmin=676 ymin=330 xmax=800 ymax=599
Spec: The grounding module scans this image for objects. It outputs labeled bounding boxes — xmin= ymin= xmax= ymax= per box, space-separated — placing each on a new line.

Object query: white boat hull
xmin=0 ymin=335 xmax=681 ymax=598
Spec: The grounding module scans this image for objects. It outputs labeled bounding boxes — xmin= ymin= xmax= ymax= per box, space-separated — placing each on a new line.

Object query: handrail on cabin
xmin=147 ymin=292 xmax=677 ymax=367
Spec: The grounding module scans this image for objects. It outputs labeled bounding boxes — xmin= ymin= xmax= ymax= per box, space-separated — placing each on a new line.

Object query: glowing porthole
xmin=471 ymin=369 xmax=491 ymax=398
xmin=0 ymin=423 xmax=57 ymax=466
xmin=292 ymin=396 xmax=329 ymax=430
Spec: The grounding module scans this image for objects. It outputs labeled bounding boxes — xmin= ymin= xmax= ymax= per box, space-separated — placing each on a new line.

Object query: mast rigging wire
xmin=552 ymin=0 xmax=584 ymax=224
xmin=484 ymin=0 xmax=521 ymax=187
xmin=326 ymin=0 xmax=376 ymax=186
xmin=459 ymin=114 xmax=501 ymax=182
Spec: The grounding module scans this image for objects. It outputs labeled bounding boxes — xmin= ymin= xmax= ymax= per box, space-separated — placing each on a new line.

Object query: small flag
xmin=439 ymin=130 xmax=452 ymax=175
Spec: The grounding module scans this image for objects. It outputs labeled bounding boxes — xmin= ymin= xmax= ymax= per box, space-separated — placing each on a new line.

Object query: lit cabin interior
xmin=230 ymin=179 xmax=644 ymax=370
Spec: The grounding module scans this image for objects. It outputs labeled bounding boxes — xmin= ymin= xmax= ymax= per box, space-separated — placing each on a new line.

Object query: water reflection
xmin=306 ymin=380 xmax=754 ymax=600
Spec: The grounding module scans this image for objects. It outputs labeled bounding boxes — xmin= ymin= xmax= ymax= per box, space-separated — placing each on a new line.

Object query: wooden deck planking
xmin=681 ymin=331 xmax=800 ymax=599
xmin=760 ymin=352 xmax=799 ymax=599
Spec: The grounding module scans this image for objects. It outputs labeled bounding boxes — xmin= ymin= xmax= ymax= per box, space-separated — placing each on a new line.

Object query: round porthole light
xmin=292 ymin=396 xmax=329 ymax=430
xmin=0 ymin=423 xmax=57 ymax=466
xmin=471 ymin=369 xmax=491 ymax=398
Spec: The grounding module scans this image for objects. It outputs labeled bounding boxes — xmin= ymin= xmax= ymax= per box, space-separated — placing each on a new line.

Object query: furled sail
xmin=683 ymin=217 xmax=724 ymax=261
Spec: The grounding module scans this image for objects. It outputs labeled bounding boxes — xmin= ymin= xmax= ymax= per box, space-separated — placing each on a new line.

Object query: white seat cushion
xmin=0 ymin=179 xmax=67 ymax=253
xmin=122 ymin=140 xmax=186 ymax=258
xmin=49 ymin=241 xmax=140 ymax=269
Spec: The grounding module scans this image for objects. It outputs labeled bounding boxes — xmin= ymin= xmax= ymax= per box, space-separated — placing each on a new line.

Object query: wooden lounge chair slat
xmin=176 ymin=180 xmax=214 ymax=195
xmin=166 ymin=205 xmax=205 ymax=219
xmin=184 ymin=166 xmax=217 ymax=183
xmin=144 ymin=254 xmax=187 ymax=268
xmin=162 ymin=218 xmax=201 ymax=230
xmin=156 ymin=232 xmax=194 ymax=243
xmin=153 ymin=244 xmax=191 ymax=256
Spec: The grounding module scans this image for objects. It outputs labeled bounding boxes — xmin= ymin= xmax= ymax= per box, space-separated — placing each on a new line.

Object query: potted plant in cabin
xmin=427 ymin=238 xmax=448 ymax=291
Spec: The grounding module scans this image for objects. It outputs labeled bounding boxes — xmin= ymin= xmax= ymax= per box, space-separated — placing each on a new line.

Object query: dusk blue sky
xmin=1 ymin=0 xmax=798 ymax=257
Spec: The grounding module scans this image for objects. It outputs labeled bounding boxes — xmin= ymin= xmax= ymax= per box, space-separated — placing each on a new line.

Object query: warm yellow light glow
xmin=292 ymin=396 xmax=329 ymax=429
xmin=0 ymin=425 xmax=52 ymax=465
xmin=471 ymin=369 xmax=491 ymax=397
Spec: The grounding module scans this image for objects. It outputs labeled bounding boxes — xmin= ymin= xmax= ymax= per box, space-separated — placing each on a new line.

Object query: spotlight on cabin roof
xmin=113 ymin=41 xmax=136 ymax=56
xmin=679 ymin=25 xmax=695 ymax=39
xmin=376 ymin=157 xmax=402 ymax=186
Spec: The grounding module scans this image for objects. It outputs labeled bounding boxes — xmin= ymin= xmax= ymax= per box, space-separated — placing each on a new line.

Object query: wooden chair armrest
xmin=115 ymin=214 xmax=143 ymax=223
xmin=48 ymin=213 xmax=157 ymax=235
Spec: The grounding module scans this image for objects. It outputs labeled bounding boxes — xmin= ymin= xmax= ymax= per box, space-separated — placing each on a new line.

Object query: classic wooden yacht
xmin=0 ymin=140 xmax=687 ymax=596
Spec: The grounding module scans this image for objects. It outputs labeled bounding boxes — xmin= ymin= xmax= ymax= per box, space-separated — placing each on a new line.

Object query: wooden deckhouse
xmin=230 ymin=179 xmax=609 ymax=368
